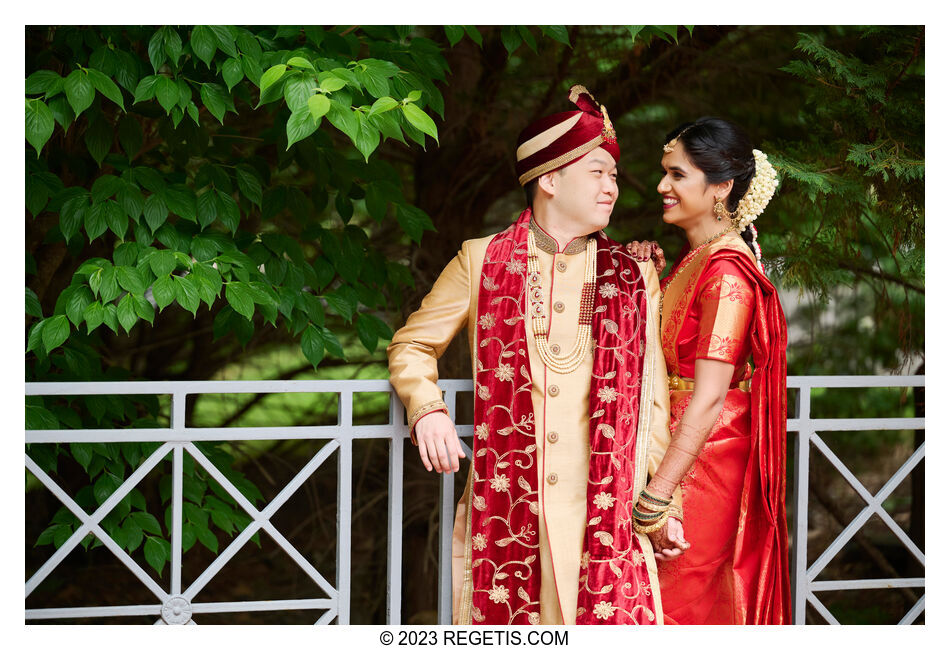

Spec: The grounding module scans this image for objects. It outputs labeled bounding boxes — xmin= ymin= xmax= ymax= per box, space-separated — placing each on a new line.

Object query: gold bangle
xmin=633 ymin=510 xmax=670 ymax=534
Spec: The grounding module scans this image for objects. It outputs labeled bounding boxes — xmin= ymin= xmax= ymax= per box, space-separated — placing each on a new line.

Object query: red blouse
xmin=671 ymin=258 xmax=755 ymax=382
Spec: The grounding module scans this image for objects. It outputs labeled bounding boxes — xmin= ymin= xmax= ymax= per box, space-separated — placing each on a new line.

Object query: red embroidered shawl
xmin=468 ymin=209 xmax=659 ymax=625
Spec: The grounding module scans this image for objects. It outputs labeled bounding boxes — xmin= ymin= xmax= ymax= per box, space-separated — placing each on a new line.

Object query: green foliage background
xmin=25 ymin=25 xmax=923 ymax=622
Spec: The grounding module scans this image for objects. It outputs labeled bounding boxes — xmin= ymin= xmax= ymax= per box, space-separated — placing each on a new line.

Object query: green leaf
xmin=226 ymin=282 xmax=254 ymax=320
xmin=84 ymin=114 xmax=113 ymax=166
xmin=93 ymin=472 xmax=122 ymax=504
xmin=235 ymin=165 xmax=262 ymax=207
xmin=396 ymin=204 xmax=436 ymax=243
xmin=222 ymin=57 xmax=244 ymax=91
xmin=65 ymin=285 xmax=94 ymax=327
xmin=82 ymin=301 xmax=104 ymax=332
xmin=286 ymin=106 xmax=318 ymax=150
xmin=117 ymin=294 xmax=137 ymax=333
xmin=326 ymin=102 xmax=359 ymax=144
xmin=190 ymin=25 xmax=217 ymax=68
xmin=104 ymin=200 xmax=127 ymax=238
xmin=144 ymin=535 xmax=168 ymax=576
xmin=164 ymin=184 xmax=197 ymax=222
xmin=627 ymin=26 xmax=646 ymax=43
xmin=174 ymin=275 xmax=200 ymax=316
xmin=40 ymin=315 xmax=69 ymax=352
xmin=64 ymin=69 xmax=95 ymax=116
xmin=287 ymin=56 xmax=315 ymax=71
xmin=26 ymin=404 xmax=59 ymax=431
xmin=216 ymin=190 xmax=240 ymax=233
xmin=84 ymin=203 xmax=108 ymax=241
xmin=354 ymin=114 xmax=380 ymax=161
xmin=91 ymin=174 xmax=122 ymax=203
xmin=284 ymin=74 xmax=317 ymax=113
xmin=133 ymin=294 xmax=155 ymax=325
xmin=26 ymin=70 xmax=63 ymax=95
xmin=540 ymin=25 xmax=571 ymax=46
xmin=260 ymin=64 xmax=287 ymax=94
xmin=195 ymin=524 xmax=218 ymax=553
xmin=147 ymin=28 xmax=166 ymax=72
xmin=133 ymin=75 xmax=160 ymax=104
xmin=367 ymin=96 xmax=398 ymax=118
xmin=164 ymin=27 xmax=184 ymax=66
xmin=500 ymin=26 xmax=522 ymax=57
xmin=400 ymin=103 xmax=438 ymax=143
xmin=301 ymin=323 xmax=325 ymax=368
xmin=318 ymin=73 xmax=347 ymax=93
xmin=117 ymin=265 xmax=148 ymax=295
xmin=155 ymin=75 xmax=178 ymax=113
xmin=209 ymin=25 xmax=238 ymax=58
xmin=87 ymin=68 xmax=125 ymax=111
xmin=26 ymin=287 xmax=42 ymax=318
xmin=149 ymin=249 xmax=178 ymax=277
xmin=355 ymin=312 xmax=380 ymax=353
xmin=197 ymin=190 xmax=219 ymax=229
xmin=308 ymin=93 xmax=330 ymax=122
xmin=200 ymin=82 xmax=228 ymax=124
xmin=25 ymin=100 xmax=55 ymax=157
xmin=143 ymin=194 xmax=168 ymax=232
xmin=444 ymin=26 xmax=465 ymax=46
xmin=152 ymin=275 xmax=176 ymax=311
xmin=463 ymin=26 xmax=483 ymax=46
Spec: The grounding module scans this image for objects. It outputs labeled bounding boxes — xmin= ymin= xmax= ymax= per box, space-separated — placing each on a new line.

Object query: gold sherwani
xmin=388 ymin=224 xmax=676 ymax=624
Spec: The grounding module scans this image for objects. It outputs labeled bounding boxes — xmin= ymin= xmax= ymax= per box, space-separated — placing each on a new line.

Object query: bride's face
xmin=656 ymin=141 xmax=717 ymax=228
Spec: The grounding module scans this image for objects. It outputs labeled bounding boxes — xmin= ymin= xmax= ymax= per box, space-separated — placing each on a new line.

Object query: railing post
xmin=387 ymin=395 xmax=405 ymax=625
xmin=337 ymin=390 xmax=352 ymax=624
xmin=437 ymin=388 xmax=456 ymax=625
xmin=791 ymin=382 xmax=811 ymax=624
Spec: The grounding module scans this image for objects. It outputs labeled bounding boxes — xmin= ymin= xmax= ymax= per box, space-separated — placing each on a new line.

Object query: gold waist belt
xmin=668 ymin=375 xmax=751 ymax=392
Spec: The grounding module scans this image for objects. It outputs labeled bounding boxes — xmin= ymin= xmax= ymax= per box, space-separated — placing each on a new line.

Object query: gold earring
xmin=713 ymin=197 xmax=735 ymax=221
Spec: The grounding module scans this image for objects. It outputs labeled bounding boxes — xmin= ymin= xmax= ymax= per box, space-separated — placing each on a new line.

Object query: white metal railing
xmin=25 ymin=376 xmax=923 ymax=624
xmin=787 ymin=375 xmax=925 ymax=625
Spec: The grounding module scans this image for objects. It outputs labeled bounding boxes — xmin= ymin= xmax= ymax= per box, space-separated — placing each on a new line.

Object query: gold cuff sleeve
xmin=387 ymin=243 xmax=473 ymax=441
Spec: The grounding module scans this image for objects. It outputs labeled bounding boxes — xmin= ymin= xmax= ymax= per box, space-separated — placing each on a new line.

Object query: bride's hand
xmin=625 ymin=240 xmax=666 ymax=274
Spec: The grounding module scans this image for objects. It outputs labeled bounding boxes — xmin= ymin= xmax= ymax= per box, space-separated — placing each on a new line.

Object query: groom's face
xmin=545 ymin=147 xmax=619 ymax=234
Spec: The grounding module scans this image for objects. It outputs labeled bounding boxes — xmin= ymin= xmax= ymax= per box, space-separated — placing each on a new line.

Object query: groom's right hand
xmin=415 ymin=411 xmax=466 ymax=473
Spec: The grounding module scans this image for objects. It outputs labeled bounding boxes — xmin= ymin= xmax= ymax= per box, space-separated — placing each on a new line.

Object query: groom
xmin=388 ymin=85 xmax=685 ymax=625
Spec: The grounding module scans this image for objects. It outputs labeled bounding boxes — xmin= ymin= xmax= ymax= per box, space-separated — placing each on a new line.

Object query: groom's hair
xmin=522 ymin=169 xmax=566 ymax=208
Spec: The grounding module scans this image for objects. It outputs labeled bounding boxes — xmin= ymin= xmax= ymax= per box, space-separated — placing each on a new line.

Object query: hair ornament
xmin=733 ymin=149 xmax=778 ymax=231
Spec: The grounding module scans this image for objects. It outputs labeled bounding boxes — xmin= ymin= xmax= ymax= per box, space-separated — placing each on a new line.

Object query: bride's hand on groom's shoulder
xmin=625 ymin=240 xmax=666 ymax=275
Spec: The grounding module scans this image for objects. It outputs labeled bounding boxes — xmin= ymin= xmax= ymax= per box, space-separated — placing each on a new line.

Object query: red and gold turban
xmin=515 ymin=84 xmax=619 ymax=186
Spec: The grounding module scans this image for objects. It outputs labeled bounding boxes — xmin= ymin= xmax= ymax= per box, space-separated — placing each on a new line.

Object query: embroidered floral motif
xmin=580 ymin=551 xmax=591 ymax=569
xmin=593 ymin=491 xmax=616 ymax=510
xmin=494 ymin=363 xmax=515 ymax=382
xmin=599 ymin=283 xmax=619 ymax=299
xmin=473 ymin=495 xmax=487 ymax=511
xmin=477 ymin=384 xmax=491 ymax=400
xmin=488 ymin=584 xmax=510 ymax=604
xmin=478 ymin=313 xmax=496 ymax=330
xmin=631 ymin=550 xmax=646 ymax=567
xmin=473 ymin=533 xmax=488 ymax=551
xmin=506 ymin=260 xmax=526 ymax=274
xmin=489 ymin=474 xmax=511 ymax=493
xmin=475 ymin=423 xmax=490 ymax=440
xmin=593 ymin=601 xmax=617 ymax=620
xmin=528 ymin=612 xmax=540 ymax=625
xmin=596 ymin=386 xmax=618 ymax=403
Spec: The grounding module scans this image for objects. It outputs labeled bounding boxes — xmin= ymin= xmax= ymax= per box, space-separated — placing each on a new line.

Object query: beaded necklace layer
xmin=659 ymin=225 xmax=737 ymax=316
xmin=526 ymin=229 xmax=597 ymax=374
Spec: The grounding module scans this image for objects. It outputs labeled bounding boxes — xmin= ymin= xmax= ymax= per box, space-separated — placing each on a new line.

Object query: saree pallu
xmin=658 ymin=236 xmax=790 ymax=625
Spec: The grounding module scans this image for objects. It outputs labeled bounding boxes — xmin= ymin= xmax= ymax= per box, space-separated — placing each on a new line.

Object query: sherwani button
xmin=547 ymin=431 xmax=559 ymax=443
xmin=556 ymin=260 xmax=568 ymax=272
xmin=548 ymin=385 xmax=560 ymax=397
xmin=553 ymin=301 xmax=565 ymax=313
xmin=546 ymin=472 xmax=558 ymax=485
xmin=550 ymin=343 xmax=561 ymax=355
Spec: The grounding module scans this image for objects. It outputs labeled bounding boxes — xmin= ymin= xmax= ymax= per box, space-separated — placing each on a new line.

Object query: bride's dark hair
xmin=665 ymin=117 xmax=757 ymax=251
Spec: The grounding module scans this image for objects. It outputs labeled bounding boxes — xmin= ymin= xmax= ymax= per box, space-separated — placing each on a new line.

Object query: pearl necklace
xmin=526 ymin=230 xmax=597 ymax=374
xmin=659 ymin=225 xmax=737 ymax=316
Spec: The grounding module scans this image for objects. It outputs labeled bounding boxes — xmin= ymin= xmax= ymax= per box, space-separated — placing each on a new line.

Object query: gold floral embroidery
xmin=580 ymin=551 xmax=591 ymax=569
xmin=478 ymin=313 xmax=496 ymax=330
xmin=599 ymin=283 xmax=619 ymax=299
xmin=593 ymin=601 xmax=617 ymax=620
xmin=472 ymin=533 xmax=488 ymax=551
xmin=493 ymin=363 xmax=514 ymax=382
xmin=593 ymin=491 xmax=616 ymax=510
xmin=596 ymin=386 xmax=618 ymax=403
xmin=506 ymin=259 xmax=526 ymax=274
xmin=489 ymin=474 xmax=510 ymax=492
xmin=475 ymin=423 xmax=490 ymax=440
xmin=488 ymin=585 xmax=510 ymax=604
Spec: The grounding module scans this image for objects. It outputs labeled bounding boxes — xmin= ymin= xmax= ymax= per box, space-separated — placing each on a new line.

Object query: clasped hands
xmin=648 ymin=516 xmax=690 ymax=562
xmin=626 ymin=240 xmax=666 ymax=274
